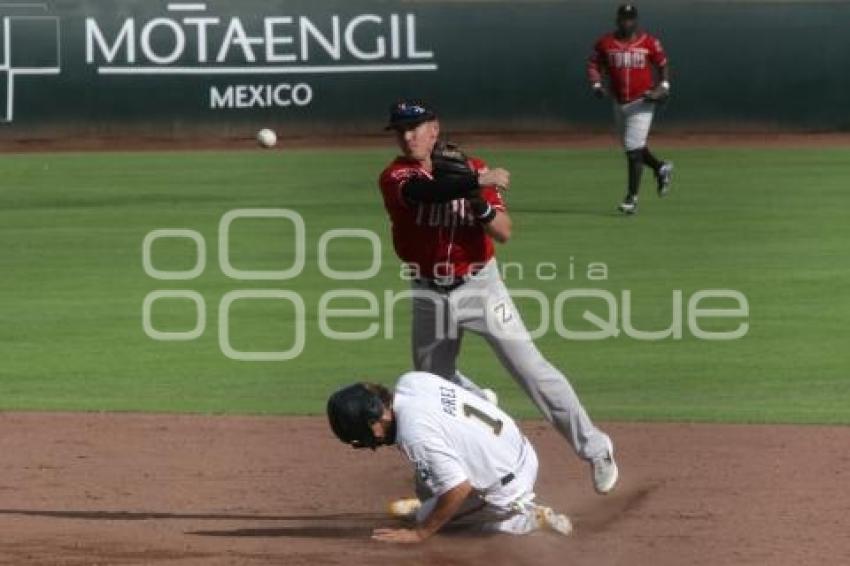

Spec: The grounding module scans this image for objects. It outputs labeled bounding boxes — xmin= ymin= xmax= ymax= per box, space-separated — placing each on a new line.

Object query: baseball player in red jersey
xmin=378 ymin=99 xmax=618 ymax=495
xmin=588 ymin=4 xmax=674 ymax=214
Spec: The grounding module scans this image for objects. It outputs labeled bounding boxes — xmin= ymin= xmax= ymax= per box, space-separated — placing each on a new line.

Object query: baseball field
xmin=0 ymin=138 xmax=848 ymax=564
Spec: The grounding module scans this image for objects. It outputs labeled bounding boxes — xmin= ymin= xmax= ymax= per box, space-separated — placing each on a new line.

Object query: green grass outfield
xmin=0 ymin=146 xmax=847 ymax=423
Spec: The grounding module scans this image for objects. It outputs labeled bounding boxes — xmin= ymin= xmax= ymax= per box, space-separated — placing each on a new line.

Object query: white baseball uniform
xmin=393 ymin=371 xmax=543 ymax=534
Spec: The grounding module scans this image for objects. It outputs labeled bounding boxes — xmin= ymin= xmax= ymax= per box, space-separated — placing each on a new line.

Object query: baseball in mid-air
xmin=256 ymin=128 xmax=277 ymax=148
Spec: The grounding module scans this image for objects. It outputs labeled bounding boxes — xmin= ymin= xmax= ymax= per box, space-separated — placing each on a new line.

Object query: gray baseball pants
xmin=410 ymin=259 xmax=610 ymax=461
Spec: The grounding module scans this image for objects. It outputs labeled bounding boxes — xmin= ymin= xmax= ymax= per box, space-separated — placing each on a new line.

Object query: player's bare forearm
xmin=485 ymin=210 xmax=512 ymax=243
xmin=372 ymin=481 xmax=473 ymax=544
xmin=418 ymin=481 xmax=474 ymax=538
xmin=659 ymin=64 xmax=670 ymax=83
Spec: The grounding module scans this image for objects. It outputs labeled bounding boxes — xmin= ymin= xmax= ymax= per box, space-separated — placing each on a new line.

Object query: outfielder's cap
xmin=385 ymin=100 xmax=437 ymax=131
xmin=617 ymin=3 xmax=638 ymax=18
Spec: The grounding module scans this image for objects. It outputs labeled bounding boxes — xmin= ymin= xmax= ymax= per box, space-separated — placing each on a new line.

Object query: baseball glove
xmin=643 ymin=86 xmax=670 ymax=103
xmin=430 ymin=141 xmax=497 ymax=222
xmin=431 ymin=141 xmax=476 ymax=181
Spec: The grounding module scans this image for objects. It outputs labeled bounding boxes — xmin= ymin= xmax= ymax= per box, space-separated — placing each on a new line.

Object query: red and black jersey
xmin=587 ymin=32 xmax=668 ymax=104
xmin=378 ymin=156 xmax=505 ymax=279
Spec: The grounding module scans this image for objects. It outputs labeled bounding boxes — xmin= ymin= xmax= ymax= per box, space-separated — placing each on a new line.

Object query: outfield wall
xmin=1 ymin=0 xmax=849 ymax=140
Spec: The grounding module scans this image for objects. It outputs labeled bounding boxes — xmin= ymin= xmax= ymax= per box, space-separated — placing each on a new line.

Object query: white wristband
xmin=592 ymin=82 xmax=602 ymax=90
xmin=660 ymin=81 xmax=671 ymax=91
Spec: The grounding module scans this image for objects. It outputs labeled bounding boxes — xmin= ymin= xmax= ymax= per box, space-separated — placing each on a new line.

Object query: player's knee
xmin=626 ymin=148 xmax=644 ymax=161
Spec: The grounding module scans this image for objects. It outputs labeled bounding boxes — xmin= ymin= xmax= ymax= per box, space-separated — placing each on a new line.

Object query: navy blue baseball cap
xmin=385 ymin=100 xmax=437 ymax=131
xmin=617 ymin=4 xmax=638 ymax=19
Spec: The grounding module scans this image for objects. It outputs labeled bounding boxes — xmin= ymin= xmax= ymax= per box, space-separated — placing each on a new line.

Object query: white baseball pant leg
xmin=415 ymin=441 xmax=543 ymax=535
xmin=615 ymin=99 xmax=655 ymax=151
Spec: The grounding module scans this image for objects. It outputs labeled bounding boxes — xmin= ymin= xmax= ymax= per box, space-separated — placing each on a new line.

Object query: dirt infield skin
xmin=0 ymin=413 xmax=847 ymax=565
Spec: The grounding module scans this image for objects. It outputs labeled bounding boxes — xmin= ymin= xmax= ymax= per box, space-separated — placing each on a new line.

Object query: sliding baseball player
xmin=327 ymin=372 xmax=573 ymax=542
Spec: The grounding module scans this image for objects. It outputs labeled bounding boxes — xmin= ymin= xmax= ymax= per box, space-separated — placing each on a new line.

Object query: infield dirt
xmin=0 ymin=413 xmax=847 ymax=565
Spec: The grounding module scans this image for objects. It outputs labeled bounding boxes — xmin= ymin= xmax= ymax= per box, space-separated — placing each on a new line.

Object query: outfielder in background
xmin=588 ymin=3 xmax=674 ymax=214
xmin=378 ymin=100 xmax=618 ymax=495
xmin=327 ymin=373 xmax=573 ymax=542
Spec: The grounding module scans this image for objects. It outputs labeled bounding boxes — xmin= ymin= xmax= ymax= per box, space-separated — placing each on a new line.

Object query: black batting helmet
xmin=326 ymin=383 xmax=387 ymax=449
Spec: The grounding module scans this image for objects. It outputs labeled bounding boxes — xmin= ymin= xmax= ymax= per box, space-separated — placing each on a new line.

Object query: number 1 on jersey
xmin=463 ymin=403 xmax=503 ymax=435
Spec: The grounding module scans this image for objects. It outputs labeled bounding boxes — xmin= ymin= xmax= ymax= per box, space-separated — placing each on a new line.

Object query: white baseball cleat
xmin=591 ymin=437 xmax=619 ymax=494
xmin=617 ymin=195 xmax=638 ymax=214
xmin=657 ymin=162 xmax=674 ymax=197
xmin=534 ymin=505 xmax=573 ymax=536
xmin=482 ymin=388 xmax=499 ymax=406
xmin=387 ymin=497 xmax=421 ymax=519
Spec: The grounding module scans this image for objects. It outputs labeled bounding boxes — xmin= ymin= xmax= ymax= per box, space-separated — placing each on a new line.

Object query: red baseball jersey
xmin=587 ymin=32 xmax=668 ymax=104
xmin=378 ymin=156 xmax=506 ymax=279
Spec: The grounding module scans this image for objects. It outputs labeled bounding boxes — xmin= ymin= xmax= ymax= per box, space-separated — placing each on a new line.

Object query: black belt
xmin=415 ymin=267 xmax=483 ymax=294
xmin=415 ymin=277 xmax=468 ymax=293
xmin=499 ymin=439 xmax=528 ymax=487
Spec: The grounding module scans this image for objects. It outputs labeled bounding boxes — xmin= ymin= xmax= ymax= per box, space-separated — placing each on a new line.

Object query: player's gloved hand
xmin=431 ymin=141 xmax=477 ymax=181
xmin=591 ymin=82 xmax=606 ymax=99
xmin=643 ymin=84 xmax=670 ymax=103
xmin=431 ymin=140 xmax=510 ymax=194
